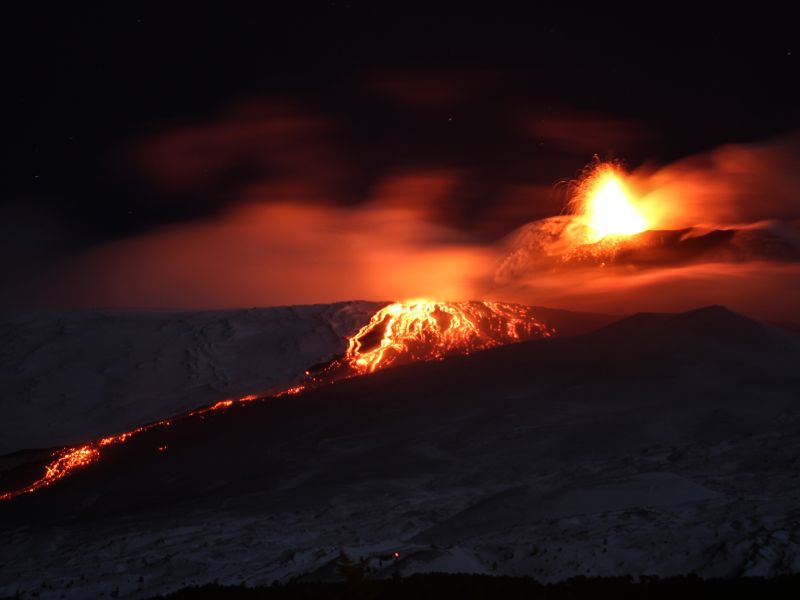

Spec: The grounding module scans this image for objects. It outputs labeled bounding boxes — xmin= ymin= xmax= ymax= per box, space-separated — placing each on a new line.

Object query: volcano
xmin=0 ymin=300 xmax=558 ymax=502
xmin=494 ymin=160 xmax=800 ymax=295
xmin=307 ymin=300 xmax=554 ymax=385
xmin=497 ymin=218 xmax=800 ymax=282
xmin=2 ymin=306 xmax=800 ymax=597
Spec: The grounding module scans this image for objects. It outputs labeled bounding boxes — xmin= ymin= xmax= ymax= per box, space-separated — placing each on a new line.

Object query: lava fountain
xmin=0 ymin=301 xmax=552 ymax=502
xmin=570 ymin=162 xmax=648 ymax=243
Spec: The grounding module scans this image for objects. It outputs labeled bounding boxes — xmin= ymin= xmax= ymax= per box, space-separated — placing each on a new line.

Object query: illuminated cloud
xmin=491 ymin=136 xmax=800 ymax=321
xmin=370 ymin=70 xmax=487 ymax=110
xmin=130 ymin=100 xmax=348 ymax=198
xmin=54 ymin=174 xmax=492 ymax=308
xmin=16 ymin=90 xmax=800 ymax=324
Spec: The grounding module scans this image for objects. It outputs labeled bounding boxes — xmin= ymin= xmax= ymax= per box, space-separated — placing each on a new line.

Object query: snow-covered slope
xmin=0 ymin=302 xmax=382 ymax=454
xmin=2 ymin=307 xmax=800 ymax=598
xmin=0 ymin=303 xmax=615 ymax=455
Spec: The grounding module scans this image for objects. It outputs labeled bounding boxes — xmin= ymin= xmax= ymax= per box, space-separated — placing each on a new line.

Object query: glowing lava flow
xmin=571 ymin=162 xmax=647 ymax=243
xmin=0 ymin=394 xmax=258 ymax=502
xmin=0 ymin=301 xmax=551 ymax=502
xmin=309 ymin=300 xmax=553 ymax=382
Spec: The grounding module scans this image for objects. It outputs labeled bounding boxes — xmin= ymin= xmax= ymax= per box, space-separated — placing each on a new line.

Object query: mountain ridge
xmin=2 ymin=304 xmax=800 ymax=593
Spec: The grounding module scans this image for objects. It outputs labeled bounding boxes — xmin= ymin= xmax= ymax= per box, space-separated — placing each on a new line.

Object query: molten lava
xmin=0 ymin=301 xmax=552 ymax=502
xmin=0 ymin=395 xmax=257 ymax=502
xmin=309 ymin=300 xmax=553 ymax=383
xmin=571 ymin=162 xmax=647 ymax=243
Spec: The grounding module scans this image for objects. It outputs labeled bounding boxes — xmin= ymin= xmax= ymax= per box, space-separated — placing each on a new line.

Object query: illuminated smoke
xmin=492 ymin=144 xmax=800 ymax=321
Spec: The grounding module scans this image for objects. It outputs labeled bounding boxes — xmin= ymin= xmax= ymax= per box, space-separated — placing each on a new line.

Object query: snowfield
xmin=0 ymin=302 xmax=612 ymax=455
xmin=0 ymin=302 xmax=382 ymax=454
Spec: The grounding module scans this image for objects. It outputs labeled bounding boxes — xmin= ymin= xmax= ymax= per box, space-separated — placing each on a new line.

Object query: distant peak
xmin=674 ymin=305 xmax=761 ymax=330
xmin=593 ymin=304 xmax=768 ymax=348
xmin=681 ymin=305 xmax=744 ymax=318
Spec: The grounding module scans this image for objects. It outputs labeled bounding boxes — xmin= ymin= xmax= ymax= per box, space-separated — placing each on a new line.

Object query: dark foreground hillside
xmin=151 ymin=573 xmax=800 ymax=600
xmin=2 ymin=306 xmax=800 ymax=598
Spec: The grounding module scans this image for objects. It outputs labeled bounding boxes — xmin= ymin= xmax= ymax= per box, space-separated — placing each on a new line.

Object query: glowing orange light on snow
xmin=313 ymin=299 xmax=553 ymax=379
xmin=572 ymin=163 xmax=647 ymax=242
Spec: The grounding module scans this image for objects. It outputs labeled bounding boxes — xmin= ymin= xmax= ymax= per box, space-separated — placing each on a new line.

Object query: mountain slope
xmin=0 ymin=302 xmax=382 ymax=454
xmin=1 ymin=307 xmax=800 ymax=598
xmin=0 ymin=303 xmax=617 ymax=455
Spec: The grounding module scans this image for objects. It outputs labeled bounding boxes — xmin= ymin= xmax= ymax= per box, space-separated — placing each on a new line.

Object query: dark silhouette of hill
xmin=148 ymin=573 xmax=800 ymax=600
xmin=521 ymin=306 xmax=620 ymax=338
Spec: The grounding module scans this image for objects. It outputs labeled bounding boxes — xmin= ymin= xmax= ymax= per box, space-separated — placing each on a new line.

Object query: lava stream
xmin=308 ymin=300 xmax=553 ymax=383
xmin=0 ymin=301 xmax=551 ymax=502
xmin=0 ymin=395 xmax=257 ymax=502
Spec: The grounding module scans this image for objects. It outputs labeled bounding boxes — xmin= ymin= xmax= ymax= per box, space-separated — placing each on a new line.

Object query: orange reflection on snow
xmin=310 ymin=300 xmax=553 ymax=381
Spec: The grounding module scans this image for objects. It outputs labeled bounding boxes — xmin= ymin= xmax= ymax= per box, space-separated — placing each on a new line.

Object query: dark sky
xmin=4 ymin=7 xmax=798 ymax=236
xmin=1 ymin=6 xmax=799 ymax=311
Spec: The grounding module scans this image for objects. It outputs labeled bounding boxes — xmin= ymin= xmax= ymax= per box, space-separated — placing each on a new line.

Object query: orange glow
xmin=275 ymin=385 xmax=305 ymax=397
xmin=0 ymin=302 xmax=552 ymax=502
xmin=0 ymin=393 xmax=261 ymax=502
xmin=0 ymin=444 xmax=98 ymax=501
xmin=572 ymin=163 xmax=647 ymax=242
xmin=311 ymin=300 xmax=552 ymax=380
xmin=55 ymin=179 xmax=493 ymax=310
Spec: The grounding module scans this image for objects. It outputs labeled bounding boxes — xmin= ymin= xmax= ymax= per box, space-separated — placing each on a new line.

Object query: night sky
xmin=2 ymin=6 xmax=799 ymax=310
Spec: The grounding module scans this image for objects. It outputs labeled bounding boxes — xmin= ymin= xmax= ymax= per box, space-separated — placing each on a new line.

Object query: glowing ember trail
xmin=0 ymin=302 xmax=551 ymax=502
xmin=571 ymin=162 xmax=647 ymax=243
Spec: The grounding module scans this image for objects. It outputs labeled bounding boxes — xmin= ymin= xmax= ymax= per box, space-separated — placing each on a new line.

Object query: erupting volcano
xmin=571 ymin=162 xmax=648 ymax=243
xmin=0 ymin=301 xmax=553 ymax=502
xmin=496 ymin=161 xmax=669 ymax=279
